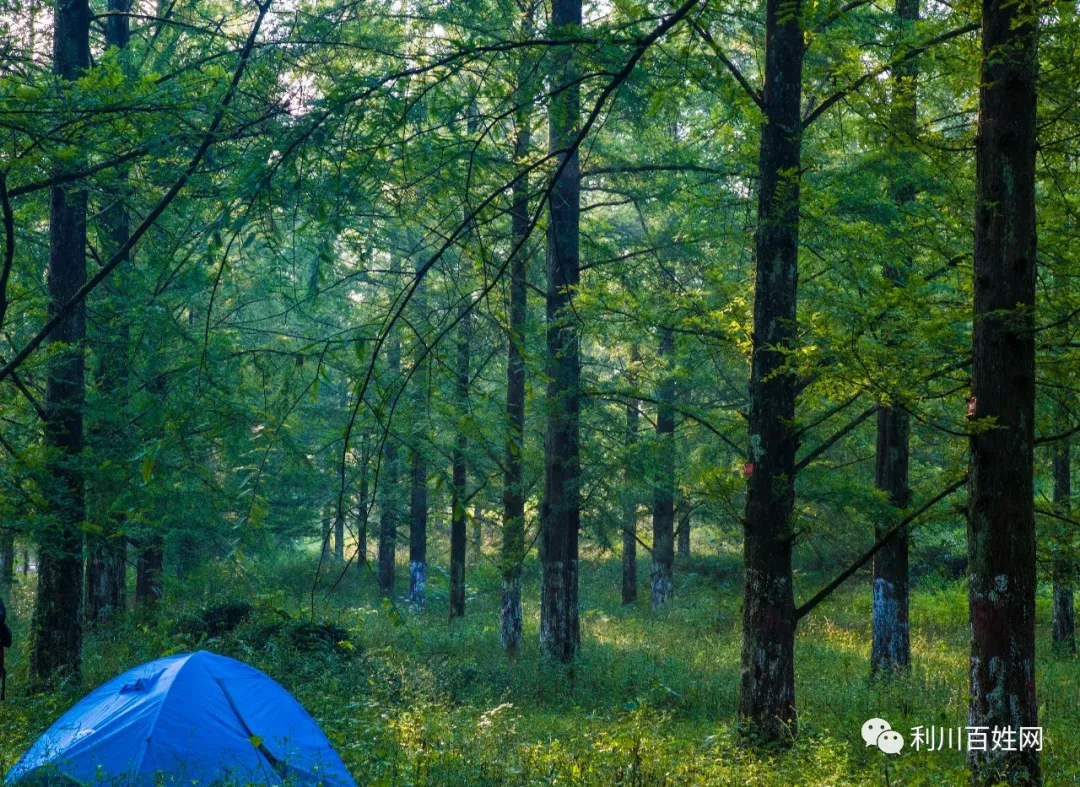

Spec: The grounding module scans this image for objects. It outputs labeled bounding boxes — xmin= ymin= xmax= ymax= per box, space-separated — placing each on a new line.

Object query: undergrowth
xmin=1 ymin=546 xmax=1077 ymax=785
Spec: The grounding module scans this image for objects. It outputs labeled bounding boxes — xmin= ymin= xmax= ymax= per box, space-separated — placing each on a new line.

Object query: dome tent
xmin=5 ymin=651 xmax=356 ymax=786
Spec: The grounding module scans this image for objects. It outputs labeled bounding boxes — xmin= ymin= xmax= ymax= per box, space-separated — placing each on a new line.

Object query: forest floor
xmin=1 ymin=544 xmax=1078 ymax=786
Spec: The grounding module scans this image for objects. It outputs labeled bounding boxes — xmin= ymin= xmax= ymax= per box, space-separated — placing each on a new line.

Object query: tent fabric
xmin=5 ymin=651 xmax=356 ymax=787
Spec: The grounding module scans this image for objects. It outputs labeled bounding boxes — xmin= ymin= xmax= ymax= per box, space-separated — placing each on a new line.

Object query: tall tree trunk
xmin=378 ymin=340 xmax=401 ymax=595
xmin=321 ymin=509 xmax=332 ymax=563
xmin=738 ymin=0 xmax=804 ymax=740
xmin=471 ymin=504 xmax=482 ymax=555
xmin=651 ymin=328 xmax=675 ymax=609
xmin=501 ymin=58 xmax=531 ymax=651
xmin=409 ymin=441 xmax=428 ymax=605
xmin=85 ymin=0 xmax=133 ymax=625
xmin=409 ymin=249 xmax=429 ymax=608
xmin=871 ymin=0 xmax=919 ymax=677
xmin=451 ymin=105 xmax=479 ymax=620
xmin=449 ymin=301 xmax=470 ymax=619
xmin=357 ymin=427 xmax=370 ymax=566
xmin=134 ymin=536 xmax=163 ymax=608
xmin=0 ymin=532 xmax=14 ymax=586
xmin=676 ymin=506 xmax=690 ymax=562
xmin=622 ymin=395 xmax=635 ymax=604
xmin=540 ymin=0 xmax=582 ymax=663
xmin=334 ymin=513 xmax=344 ymax=562
xmin=872 ymin=407 xmax=911 ymax=673
xmin=85 ymin=0 xmax=132 ymax=625
xmin=31 ymin=0 xmax=91 ymax=684
xmin=622 ymin=348 xmax=641 ymax=605
xmin=1051 ymin=433 xmax=1074 ymax=655
xmin=967 ymin=0 xmax=1040 ymax=782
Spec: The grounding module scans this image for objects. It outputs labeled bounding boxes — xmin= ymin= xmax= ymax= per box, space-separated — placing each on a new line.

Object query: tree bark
xmin=738 ymin=0 xmax=804 ymax=741
xmin=622 ymin=349 xmax=640 ymax=605
xmin=134 ymin=536 xmax=163 ymax=608
xmin=449 ymin=300 xmax=470 ymax=619
xmin=1050 ymin=434 xmax=1074 ymax=655
xmin=651 ymin=328 xmax=675 ymax=609
xmin=31 ymin=0 xmax=91 ymax=685
xmin=967 ymin=0 xmax=1040 ymax=782
xmin=540 ymin=0 xmax=583 ymax=663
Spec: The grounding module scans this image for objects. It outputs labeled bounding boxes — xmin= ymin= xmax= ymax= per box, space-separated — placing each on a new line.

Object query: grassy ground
xmin=1 ymin=544 xmax=1078 ymax=785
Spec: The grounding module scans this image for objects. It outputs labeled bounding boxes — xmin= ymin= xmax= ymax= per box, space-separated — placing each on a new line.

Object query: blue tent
xmin=6 ymin=651 xmax=356 ymax=786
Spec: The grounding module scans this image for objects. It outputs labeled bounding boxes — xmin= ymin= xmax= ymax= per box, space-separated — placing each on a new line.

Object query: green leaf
xmin=140 ymin=455 xmax=155 ymax=483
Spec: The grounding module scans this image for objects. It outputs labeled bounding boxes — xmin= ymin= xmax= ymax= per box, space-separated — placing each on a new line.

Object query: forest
xmin=0 ymin=0 xmax=1077 ymax=783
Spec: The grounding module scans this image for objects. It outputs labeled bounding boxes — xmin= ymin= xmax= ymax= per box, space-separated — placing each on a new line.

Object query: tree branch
xmin=0 ymin=0 xmax=270 ymax=389
xmin=7 ymin=147 xmax=148 ymax=200
xmin=691 ymin=21 xmax=764 ymax=110
xmin=794 ymin=474 xmax=968 ymax=622
xmin=802 ymin=22 xmax=979 ymax=127
xmin=794 ymin=405 xmax=878 ymax=474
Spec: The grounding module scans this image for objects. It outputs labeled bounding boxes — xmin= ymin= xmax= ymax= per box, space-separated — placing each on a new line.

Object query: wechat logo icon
xmin=862 ymin=718 xmax=904 ymax=754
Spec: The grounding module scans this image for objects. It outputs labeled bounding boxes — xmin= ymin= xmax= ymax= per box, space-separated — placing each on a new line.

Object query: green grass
xmin=2 ymin=546 xmax=1078 ymax=785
